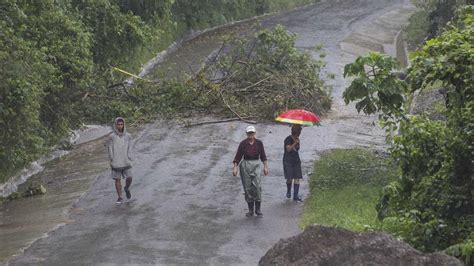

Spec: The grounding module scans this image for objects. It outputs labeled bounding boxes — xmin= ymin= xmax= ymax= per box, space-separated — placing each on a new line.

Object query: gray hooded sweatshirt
xmin=107 ymin=117 xmax=133 ymax=169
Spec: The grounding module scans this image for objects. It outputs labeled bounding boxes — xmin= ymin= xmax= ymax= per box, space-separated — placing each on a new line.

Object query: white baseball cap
xmin=246 ymin=125 xmax=256 ymax=133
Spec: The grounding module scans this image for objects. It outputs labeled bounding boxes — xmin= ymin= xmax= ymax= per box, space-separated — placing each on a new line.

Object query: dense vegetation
xmin=405 ymin=0 xmax=473 ymax=50
xmin=343 ymin=5 xmax=473 ymax=264
xmin=0 ymin=0 xmax=320 ymax=183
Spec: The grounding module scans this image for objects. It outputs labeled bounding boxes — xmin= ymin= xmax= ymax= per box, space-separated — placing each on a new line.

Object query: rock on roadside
xmin=259 ymin=225 xmax=462 ymax=266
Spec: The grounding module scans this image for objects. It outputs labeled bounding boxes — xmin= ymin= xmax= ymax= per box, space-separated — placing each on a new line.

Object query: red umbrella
xmin=275 ymin=109 xmax=321 ymax=126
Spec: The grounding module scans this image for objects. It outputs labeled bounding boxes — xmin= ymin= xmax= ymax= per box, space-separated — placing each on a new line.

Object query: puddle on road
xmin=0 ymin=139 xmax=109 ymax=262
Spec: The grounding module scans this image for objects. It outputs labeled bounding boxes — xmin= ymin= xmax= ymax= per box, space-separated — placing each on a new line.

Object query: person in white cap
xmin=232 ymin=125 xmax=269 ymax=217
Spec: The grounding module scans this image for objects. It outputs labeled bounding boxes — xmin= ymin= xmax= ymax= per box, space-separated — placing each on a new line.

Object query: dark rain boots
xmin=286 ymin=182 xmax=292 ymax=198
xmin=246 ymin=201 xmax=254 ymax=217
xmin=124 ymin=177 xmax=132 ymax=199
xmin=255 ymin=201 xmax=263 ymax=217
xmin=293 ymin=184 xmax=303 ymax=202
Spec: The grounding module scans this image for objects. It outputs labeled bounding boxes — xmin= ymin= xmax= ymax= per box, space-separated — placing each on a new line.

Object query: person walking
xmin=107 ymin=117 xmax=133 ymax=204
xmin=233 ymin=125 xmax=269 ymax=217
xmin=283 ymin=124 xmax=303 ymax=202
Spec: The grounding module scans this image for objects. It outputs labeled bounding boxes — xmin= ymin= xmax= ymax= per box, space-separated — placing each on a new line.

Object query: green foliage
xmin=445 ymin=235 xmax=474 ymax=266
xmin=0 ymin=1 xmax=80 ymax=178
xmin=343 ymin=52 xmax=407 ymax=123
xmin=265 ymin=0 xmax=319 ymax=13
xmin=404 ymin=9 xmax=430 ymax=50
xmin=409 ymin=5 xmax=474 ymax=110
xmin=301 ymin=149 xmax=396 ymax=231
xmin=426 ymin=0 xmax=467 ymax=39
xmin=25 ymin=2 xmax=94 ymax=134
xmin=71 ymin=0 xmax=153 ymax=69
xmin=0 ymin=23 xmax=49 ymax=176
xmin=378 ymin=114 xmax=473 ymax=252
xmin=390 ymin=116 xmax=446 ymax=184
xmin=404 ymin=0 xmax=469 ymax=49
xmin=117 ymin=0 xmax=174 ymax=23
xmin=172 ymin=0 xmax=259 ymax=30
xmin=342 ymin=5 xmax=474 ymax=260
xmin=170 ymin=0 xmax=318 ymax=31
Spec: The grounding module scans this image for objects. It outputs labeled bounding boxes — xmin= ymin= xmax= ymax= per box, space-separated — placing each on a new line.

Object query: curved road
xmin=6 ymin=0 xmax=413 ymax=264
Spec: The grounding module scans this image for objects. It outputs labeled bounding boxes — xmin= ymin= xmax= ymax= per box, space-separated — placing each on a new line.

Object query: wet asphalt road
xmin=5 ymin=0 xmax=411 ymax=264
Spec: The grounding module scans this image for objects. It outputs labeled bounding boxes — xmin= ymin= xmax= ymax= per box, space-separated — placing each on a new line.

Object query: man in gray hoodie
xmin=107 ymin=117 xmax=133 ymax=204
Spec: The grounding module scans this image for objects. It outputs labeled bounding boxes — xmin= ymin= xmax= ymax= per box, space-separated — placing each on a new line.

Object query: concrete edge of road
xmin=341 ymin=5 xmax=414 ymax=69
xmin=129 ymin=2 xmax=319 ymax=83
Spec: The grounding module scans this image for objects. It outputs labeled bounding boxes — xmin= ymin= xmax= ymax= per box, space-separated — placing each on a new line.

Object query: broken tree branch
xmin=184 ymin=117 xmax=256 ymax=127
xmin=219 ymin=90 xmax=256 ymax=124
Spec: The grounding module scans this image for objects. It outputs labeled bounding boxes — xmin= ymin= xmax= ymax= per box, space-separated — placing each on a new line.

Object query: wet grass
xmin=301 ymin=149 xmax=397 ymax=232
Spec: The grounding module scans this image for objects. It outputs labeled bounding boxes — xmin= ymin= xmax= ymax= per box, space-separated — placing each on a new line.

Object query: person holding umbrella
xmin=275 ymin=109 xmax=321 ymax=202
xmin=283 ymin=124 xmax=303 ymax=202
xmin=233 ymin=125 xmax=269 ymax=217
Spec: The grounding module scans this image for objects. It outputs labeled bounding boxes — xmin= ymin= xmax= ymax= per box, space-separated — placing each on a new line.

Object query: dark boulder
xmin=259 ymin=225 xmax=462 ymax=266
xmin=409 ymin=88 xmax=447 ymax=121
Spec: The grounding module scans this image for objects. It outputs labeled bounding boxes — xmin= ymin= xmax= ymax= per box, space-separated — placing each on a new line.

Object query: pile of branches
xmin=184 ymin=25 xmax=332 ymax=121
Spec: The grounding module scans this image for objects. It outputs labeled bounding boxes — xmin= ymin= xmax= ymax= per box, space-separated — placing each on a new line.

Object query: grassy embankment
xmin=301 ymin=149 xmax=397 ymax=231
